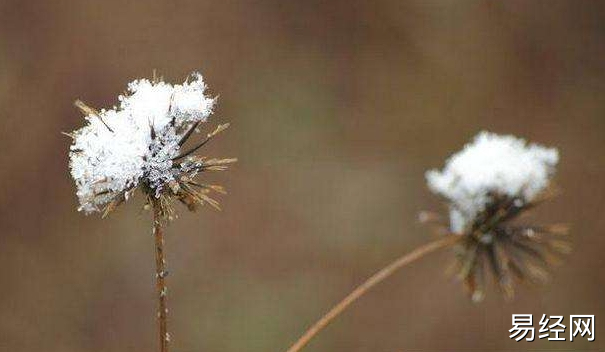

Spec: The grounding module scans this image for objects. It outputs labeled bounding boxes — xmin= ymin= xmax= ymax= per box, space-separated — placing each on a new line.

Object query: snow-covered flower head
xmin=68 ymin=72 xmax=236 ymax=218
xmin=426 ymin=131 xmax=559 ymax=234
xmin=423 ymin=131 xmax=569 ymax=301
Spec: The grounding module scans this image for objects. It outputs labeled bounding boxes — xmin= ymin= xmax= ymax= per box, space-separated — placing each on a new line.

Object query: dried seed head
xmin=424 ymin=131 xmax=569 ymax=301
xmin=426 ymin=131 xmax=559 ymax=234
xmin=68 ymin=72 xmax=236 ymax=218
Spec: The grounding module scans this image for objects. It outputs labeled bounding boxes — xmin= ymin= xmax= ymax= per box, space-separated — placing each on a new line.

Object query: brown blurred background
xmin=0 ymin=1 xmax=604 ymax=351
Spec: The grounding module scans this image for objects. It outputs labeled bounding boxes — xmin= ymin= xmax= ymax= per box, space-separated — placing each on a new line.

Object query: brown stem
xmin=285 ymin=235 xmax=459 ymax=352
xmin=152 ymin=204 xmax=169 ymax=352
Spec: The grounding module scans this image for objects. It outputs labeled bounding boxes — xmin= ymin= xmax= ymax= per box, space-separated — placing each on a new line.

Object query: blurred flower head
xmin=424 ymin=131 xmax=570 ymax=301
xmin=68 ymin=72 xmax=236 ymax=219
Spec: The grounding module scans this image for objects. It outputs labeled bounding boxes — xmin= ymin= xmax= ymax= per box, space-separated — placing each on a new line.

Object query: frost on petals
xmin=69 ymin=73 xmax=216 ymax=213
xmin=426 ymin=131 xmax=559 ymax=234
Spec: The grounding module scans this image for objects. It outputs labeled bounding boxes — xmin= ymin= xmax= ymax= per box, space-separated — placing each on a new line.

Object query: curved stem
xmin=152 ymin=205 xmax=170 ymax=352
xmin=285 ymin=235 xmax=459 ymax=352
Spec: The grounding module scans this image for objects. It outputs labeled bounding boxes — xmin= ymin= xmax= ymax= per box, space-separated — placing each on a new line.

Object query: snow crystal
xmin=69 ymin=73 xmax=215 ymax=213
xmin=426 ymin=131 xmax=559 ymax=234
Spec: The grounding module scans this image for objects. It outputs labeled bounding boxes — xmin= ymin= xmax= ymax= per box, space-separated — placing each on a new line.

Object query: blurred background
xmin=0 ymin=1 xmax=604 ymax=351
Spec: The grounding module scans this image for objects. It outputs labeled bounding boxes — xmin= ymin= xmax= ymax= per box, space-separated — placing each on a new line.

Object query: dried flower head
xmin=68 ymin=72 xmax=236 ymax=219
xmin=424 ymin=131 xmax=570 ymax=301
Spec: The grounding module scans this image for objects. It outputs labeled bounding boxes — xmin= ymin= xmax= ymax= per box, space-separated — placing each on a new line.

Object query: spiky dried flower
xmin=423 ymin=131 xmax=570 ymax=301
xmin=68 ymin=72 xmax=236 ymax=219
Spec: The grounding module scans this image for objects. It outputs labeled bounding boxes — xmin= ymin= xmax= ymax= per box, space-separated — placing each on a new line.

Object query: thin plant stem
xmin=285 ymin=235 xmax=460 ymax=352
xmin=152 ymin=204 xmax=169 ymax=352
